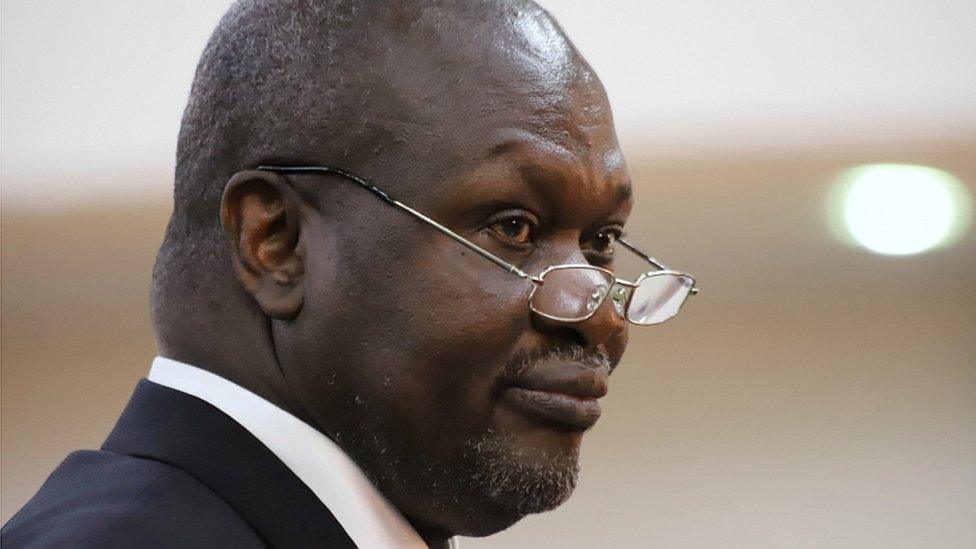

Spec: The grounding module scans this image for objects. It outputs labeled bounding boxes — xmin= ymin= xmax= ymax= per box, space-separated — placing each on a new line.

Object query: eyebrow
xmin=488 ymin=136 xmax=633 ymax=208
xmin=487 ymin=139 xmax=523 ymax=158
xmin=486 ymin=135 xmax=575 ymax=164
xmin=615 ymin=180 xmax=634 ymax=204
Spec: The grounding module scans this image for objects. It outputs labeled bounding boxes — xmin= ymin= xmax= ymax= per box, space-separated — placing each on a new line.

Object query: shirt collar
xmin=148 ymin=356 xmax=458 ymax=549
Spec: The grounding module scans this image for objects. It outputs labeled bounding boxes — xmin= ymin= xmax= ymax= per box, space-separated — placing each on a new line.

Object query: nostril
xmin=558 ymin=327 xmax=589 ymax=349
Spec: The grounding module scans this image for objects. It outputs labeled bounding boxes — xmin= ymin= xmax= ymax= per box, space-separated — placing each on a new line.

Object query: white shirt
xmin=148 ymin=356 xmax=459 ymax=549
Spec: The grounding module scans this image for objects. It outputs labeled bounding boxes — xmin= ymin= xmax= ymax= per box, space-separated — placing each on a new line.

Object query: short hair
xmin=153 ymin=0 xmax=390 ymax=328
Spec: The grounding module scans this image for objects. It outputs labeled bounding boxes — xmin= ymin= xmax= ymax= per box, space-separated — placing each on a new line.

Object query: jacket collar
xmin=145 ymin=357 xmax=435 ymax=549
xmin=102 ymin=379 xmax=356 ymax=548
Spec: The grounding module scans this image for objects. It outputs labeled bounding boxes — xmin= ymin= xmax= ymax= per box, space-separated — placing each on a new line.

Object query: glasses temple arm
xmin=392 ymin=201 xmax=540 ymax=282
xmin=257 ymin=165 xmax=540 ymax=283
xmin=618 ymin=237 xmax=669 ymax=270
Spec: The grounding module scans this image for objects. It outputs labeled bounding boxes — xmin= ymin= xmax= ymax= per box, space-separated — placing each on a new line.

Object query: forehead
xmin=375 ymin=90 xmax=630 ymax=223
xmin=326 ymin=3 xmax=629 ymax=206
xmin=416 ymin=74 xmax=629 ymax=210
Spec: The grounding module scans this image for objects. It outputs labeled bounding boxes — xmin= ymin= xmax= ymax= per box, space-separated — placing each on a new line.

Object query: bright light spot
xmin=834 ymin=164 xmax=971 ymax=256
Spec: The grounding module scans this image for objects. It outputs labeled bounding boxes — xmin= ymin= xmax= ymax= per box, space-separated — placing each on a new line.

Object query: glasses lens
xmin=628 ymin=273 xmax=694 ymax=325
xmin=530 ymin=267 xmax=616 ymax=321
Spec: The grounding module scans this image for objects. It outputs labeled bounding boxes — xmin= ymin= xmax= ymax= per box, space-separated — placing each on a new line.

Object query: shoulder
xmin=2 ymin=450 xmax=264 ymax=548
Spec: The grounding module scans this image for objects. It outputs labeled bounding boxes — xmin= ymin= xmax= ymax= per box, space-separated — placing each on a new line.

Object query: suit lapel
xmin=103 ymin=380 xmax=356 ymax=548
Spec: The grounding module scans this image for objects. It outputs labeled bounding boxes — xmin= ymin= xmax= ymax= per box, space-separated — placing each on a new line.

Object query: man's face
xmin=275 ymin=15 xmax=633 ymax=538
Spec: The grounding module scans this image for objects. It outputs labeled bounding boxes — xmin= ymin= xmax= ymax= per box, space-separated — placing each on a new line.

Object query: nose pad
xmin=586 ymin=285 xmax=609 ymax=314
xmin=576 ymin=279 xmax=629 ymax=319
xmin=609 ymin=283 xmax=630 ymax=318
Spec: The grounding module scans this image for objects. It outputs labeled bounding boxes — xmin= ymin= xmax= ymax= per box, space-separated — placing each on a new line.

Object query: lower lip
xmin=500 ymin=387 xmax=602 ymax=431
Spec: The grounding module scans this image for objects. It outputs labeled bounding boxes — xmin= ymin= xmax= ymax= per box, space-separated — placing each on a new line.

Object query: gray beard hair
xmin=466 ymin=432 xmax=580 ymax=517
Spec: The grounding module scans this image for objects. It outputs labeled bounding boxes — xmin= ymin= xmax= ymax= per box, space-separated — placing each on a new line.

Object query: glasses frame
xmin=528 ymin=264 xmax=696 ymax=325
xmin=256 ymin=164 xmax=698 ymax=325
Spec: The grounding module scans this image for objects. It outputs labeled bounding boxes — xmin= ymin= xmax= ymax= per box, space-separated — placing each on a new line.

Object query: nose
xmin=529 ymin=275 xmax=629 ymax=351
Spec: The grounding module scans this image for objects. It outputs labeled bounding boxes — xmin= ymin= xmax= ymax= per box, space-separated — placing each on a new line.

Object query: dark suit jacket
xmin=2 ymin=380 xmax=357 ymax=548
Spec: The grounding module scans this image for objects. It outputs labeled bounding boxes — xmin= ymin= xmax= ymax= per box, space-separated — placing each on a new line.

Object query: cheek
xmin=361 ymin=256 xmax=532 ymax=441
xmin=292 ymin=228 xmax=534 ymax=450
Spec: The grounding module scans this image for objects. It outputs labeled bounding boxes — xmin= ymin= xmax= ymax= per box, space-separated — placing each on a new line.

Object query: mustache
xmin=504 ymin=344 xmax=613 ymax=381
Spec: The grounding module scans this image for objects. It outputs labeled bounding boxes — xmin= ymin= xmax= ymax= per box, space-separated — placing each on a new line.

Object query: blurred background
xmin=2 ymin=1 xmax=974 ymax=547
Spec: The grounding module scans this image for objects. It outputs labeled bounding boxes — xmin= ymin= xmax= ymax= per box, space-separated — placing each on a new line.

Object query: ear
xmin=220 ymin=170 xmax=306 ymax=320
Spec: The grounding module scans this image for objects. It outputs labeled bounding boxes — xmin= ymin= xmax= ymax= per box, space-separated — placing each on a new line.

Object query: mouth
xmin=500 ymin=387 xmax=602 ymax=431
xmin=499 ymin=361 xmax=610 ymax=432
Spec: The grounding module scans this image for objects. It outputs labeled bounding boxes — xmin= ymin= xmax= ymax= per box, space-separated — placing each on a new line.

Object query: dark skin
xmin=170 ymin=4 xmax=632 ymax=546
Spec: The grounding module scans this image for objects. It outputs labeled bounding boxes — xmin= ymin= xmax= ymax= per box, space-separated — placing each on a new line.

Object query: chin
xmin=342 ymin=400 xmax=586 ymax=538
xmin=450 ymin=431 xmax=581 ymax=537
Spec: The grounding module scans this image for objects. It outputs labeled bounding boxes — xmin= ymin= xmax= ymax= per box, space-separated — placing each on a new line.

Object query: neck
xmin=155 ymin=296 xmax=315 ymax=427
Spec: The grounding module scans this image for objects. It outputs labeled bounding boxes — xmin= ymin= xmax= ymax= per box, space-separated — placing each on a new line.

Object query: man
xmin=3 ymin=0 xmax=695 ymax=547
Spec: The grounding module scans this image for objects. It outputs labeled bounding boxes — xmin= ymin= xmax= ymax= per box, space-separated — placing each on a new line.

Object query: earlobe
xmin=221 ymin=170 xmax=306 ymax=320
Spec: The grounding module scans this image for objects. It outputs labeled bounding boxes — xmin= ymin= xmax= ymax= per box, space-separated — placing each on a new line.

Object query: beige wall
xmin=3 ymin=141 xmax=975 ymax=547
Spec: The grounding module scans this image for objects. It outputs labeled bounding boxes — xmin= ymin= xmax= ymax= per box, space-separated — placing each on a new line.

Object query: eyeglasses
xmin=257 ymin=165 xmax=698 ymax=325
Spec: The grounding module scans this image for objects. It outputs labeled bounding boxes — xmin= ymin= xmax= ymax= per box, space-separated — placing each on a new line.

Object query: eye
xmin=486 ymin=212 xmax=539 ymax=246
xmin=589 ymin=227 xmax=622 ymax=255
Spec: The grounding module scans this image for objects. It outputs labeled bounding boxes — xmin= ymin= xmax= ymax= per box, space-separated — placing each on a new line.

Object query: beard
xmin=338 ymin=344 xmax=608 ymax=536
xmin=346 ymin=421 xmax=582 ymax=537
xmin=458 ymin=343 xmax=611 ymax=520
xmin=465 ymin=430 xmax=580 ymax=518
